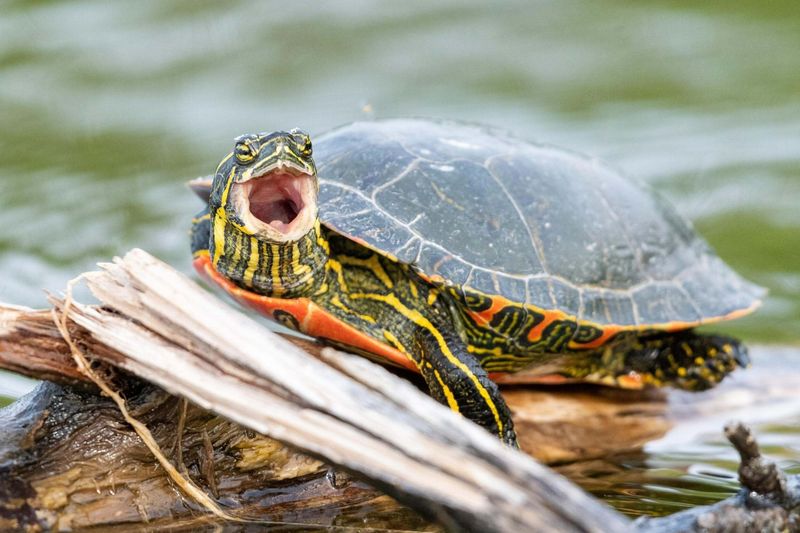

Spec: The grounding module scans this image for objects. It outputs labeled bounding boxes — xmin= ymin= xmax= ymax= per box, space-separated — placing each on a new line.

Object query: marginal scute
xmin=549 ymin=280 xmax=581 ymax=317
xmin=316 ymin=119 xmax=765 ymax=328
xmin=394 ymin=237 xmax=422 ymax=264
xmin=637 ymin=284 xmax=701 ymax=325
xmin=591 ymin=292 xmax=637 ymax=327
xmin=430 ymin=254 xmax=472 ymax=288
xmin=466 ymin=270 xmax=498 ymax=298
xmin=496 ymin=275 xmax=528 ymax=305
xmin=526 ymin=278 xmax=557 ymax=310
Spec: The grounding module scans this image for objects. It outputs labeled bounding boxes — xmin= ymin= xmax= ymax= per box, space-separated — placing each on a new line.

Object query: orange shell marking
xmin=193 ymin=253 xmax=418 ymax=374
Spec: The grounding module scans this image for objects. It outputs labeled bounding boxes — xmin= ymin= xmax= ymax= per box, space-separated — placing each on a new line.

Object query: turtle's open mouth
xmin=231 ymin=169 xmax=317 ymax=242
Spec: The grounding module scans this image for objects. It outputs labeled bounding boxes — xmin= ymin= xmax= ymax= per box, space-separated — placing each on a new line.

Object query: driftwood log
xmin=0 ymin=249 xmax=798 ymax=532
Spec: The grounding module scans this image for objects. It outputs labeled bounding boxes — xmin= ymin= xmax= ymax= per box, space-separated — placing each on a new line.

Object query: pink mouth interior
xmin=248 ymin=173 xmax=307 ymax=232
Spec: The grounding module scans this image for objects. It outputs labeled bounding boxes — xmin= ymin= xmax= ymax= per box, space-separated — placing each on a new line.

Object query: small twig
xmin=201 ymin=428 xmax=219 ymax=499
xmin=53 ymin=275 xmax=238 ymax=523
xmin=725 ymin=422 xmax=788 ymax=502
xmin=175 ymin=397 xmax=189 ymax=474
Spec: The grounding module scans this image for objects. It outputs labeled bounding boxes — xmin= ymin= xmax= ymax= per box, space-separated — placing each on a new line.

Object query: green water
xmin=1 ymin=0 xmax=798 ymax=523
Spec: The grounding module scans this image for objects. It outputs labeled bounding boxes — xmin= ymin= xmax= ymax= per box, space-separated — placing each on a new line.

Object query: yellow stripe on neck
xmin=243 ymin=237 xmax=260 ymax=286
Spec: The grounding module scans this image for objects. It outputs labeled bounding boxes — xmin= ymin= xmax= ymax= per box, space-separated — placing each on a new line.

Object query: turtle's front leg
xmin=347 ymin=289 xmax=517 ymax=445
xmin=409 ymin=324 xmax=518 ymax=447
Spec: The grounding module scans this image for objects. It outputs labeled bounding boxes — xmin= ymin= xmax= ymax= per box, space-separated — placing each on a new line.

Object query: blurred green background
xmin=0 ymin=0 xmax=798 ymax=519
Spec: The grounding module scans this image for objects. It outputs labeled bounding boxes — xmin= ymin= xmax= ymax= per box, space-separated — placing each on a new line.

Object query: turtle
xmin=189 ymin=118 xmax=764 ymax=446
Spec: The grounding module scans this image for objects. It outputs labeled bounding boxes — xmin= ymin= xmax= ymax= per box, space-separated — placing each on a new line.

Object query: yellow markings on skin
xmin=243 ymin=237 xmax=261 ymax=286
xmin=408 ymin=279 xmax=419 ymax=299
xmin=467 ymin=345 xmax=504 ymax=356
xmin=666 ymin=354 xmax=678 ymax=369
xmin=349 ymin=291 xmax=504 ymax=438
xmin=193 ymin=249 xmax=210 ymax=260
xmin=677 ymin=367 xmax=687 ymax=377
xmin=337 ymin=255 xmax=394 ymax=289
xmin=270 ymin=246 xmax=283 ymax=296
xmin=383 ymin=331 xmax=416 ymax=364
xmin=329 ymin=294 xmax=350 ymax=314
xmin=212 ymin=169 xmax=236 ymax=266
xmin=694 ymin=356 xmax=705 ymax=366
xmin=192 ymin=213 xmax=211 ymax=223
xmin=433 ymin=369 xmax=460 ymax=412
xmin=327 ymin=259 xmax=349 ymax=292
xmin=315 ymin=222 xmax=331 ymax=255
xmin=212 ymin=212 xmax=227 ymax=266
xmin=215 ymin=167 xmax=253 ymax=235
xmin=314 ymin=281 xmax=329 ymax=296
xmin=294 ymin=262 xmax=312 ymax=276
xmin=220 ymin=168 xmax=234 ymax=206
xmin=427 ymin=290 xmax=439 ymax=307
xmin=230 ymin=230 xmax=242 ymax=266
xmin=681 ymin=343 xmax=693 ymax=356
xmin=331 ymin=295 xmax=376 ymax=324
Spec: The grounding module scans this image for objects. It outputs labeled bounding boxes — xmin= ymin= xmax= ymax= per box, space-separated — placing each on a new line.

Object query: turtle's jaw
xmin=231 ymin=167 xmax=318 ymax=243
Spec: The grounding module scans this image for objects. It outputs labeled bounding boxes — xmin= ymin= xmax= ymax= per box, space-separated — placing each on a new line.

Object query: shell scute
xmin=316 ymin=119 xmax=765 ymax=328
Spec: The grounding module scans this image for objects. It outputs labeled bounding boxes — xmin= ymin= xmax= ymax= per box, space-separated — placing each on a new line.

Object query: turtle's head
xmin=211 ymin=129 xmax=318 ymax=243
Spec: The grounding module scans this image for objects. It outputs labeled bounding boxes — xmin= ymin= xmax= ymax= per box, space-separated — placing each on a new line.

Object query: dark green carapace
xmin=191 ymin=119 xmax=763 ymax=446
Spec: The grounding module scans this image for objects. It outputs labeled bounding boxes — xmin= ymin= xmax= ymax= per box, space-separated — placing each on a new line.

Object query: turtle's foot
xmin=560 ymin=330 xmax=749 ymax=390
xmin=617 ymin=330 xmax=750 ymax=391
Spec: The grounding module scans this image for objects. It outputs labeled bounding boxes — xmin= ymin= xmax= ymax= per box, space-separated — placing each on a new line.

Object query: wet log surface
xmin=1 ymin=380 xmax=430 ymax=531
xmin=0 ymin=249 xmax=798 ymax=532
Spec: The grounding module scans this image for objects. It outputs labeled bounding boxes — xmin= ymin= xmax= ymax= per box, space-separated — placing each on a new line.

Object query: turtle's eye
xmin=290 ymin=129 xmax=312 ymax=157
xmin=234 ymin=137 xmax=259 ymax=164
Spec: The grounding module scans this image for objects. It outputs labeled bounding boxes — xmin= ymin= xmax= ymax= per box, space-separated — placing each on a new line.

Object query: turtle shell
xmin=315 ymin=118 xmax=764 ymax=328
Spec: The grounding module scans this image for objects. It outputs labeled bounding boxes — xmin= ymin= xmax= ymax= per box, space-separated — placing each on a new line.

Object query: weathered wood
xmin=3 ymin=376 xmax=796 ymax=532
xmin=0 ymin=304 xmax=671 ymax=466
xmin=0 ymin=305 xmax=326 ymax=386
xmin=0 ymin=380 xmax=429 ymax=531
xmin=0 ymin=249 xmax=798 ymax=532
xmin=0 ymin=306 xmax=86 ymax=385
xmin=44 ymin=249 xmax=631 ymax=532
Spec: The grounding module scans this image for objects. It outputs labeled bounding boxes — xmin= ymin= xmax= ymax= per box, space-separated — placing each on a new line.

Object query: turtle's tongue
xmin=248 ymin=173 xmax=304 ymax=231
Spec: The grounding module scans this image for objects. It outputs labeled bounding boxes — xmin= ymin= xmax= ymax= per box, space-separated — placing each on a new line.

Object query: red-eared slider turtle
xmin=190 ymin=119 xmax=764 ymax=446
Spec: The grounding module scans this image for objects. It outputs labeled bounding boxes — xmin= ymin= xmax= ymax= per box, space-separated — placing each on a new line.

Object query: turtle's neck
xmin=210 ymin=217 xmax=329 ymax=299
